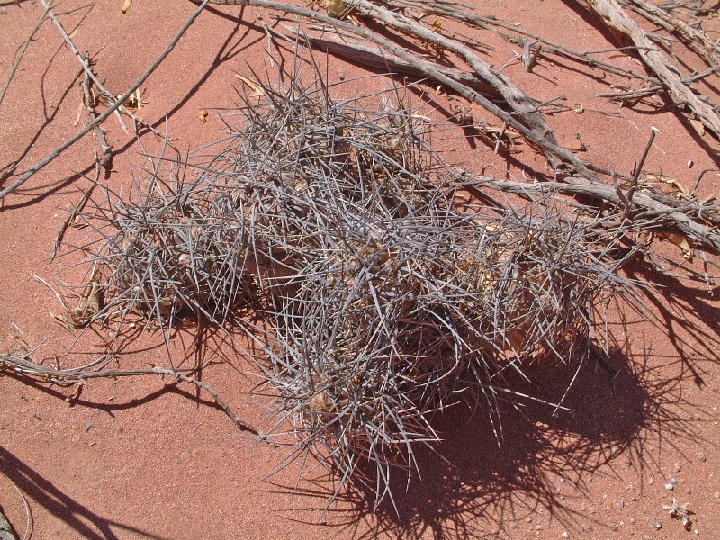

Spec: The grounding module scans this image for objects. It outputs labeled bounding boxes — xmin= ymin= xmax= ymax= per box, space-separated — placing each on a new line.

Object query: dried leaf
xmin=121 ymin=0 xmax=132 ymax=14
xmin=198 ymin=110 xmax=209 ymax=123
xmin=326 ymin=0 xmax=346 ymax=18
xmin=659 ymin=231 xmax=693 ymax=259
xmin=689 ymin=118 xmax=706 ymax=137
xmin=234 ymin=73 xmax=266 ymax=96
xmin=119 ymin=87 xmax=147 ymax=113
xmin=480 ymin=273 xmax=493 ymax=293
xmin=642 ymin=174 xmax=688 ymax=197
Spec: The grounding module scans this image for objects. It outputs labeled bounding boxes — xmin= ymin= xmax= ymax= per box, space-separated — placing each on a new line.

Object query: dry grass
xmin=60 ymin=59 xmax=648 ymax=509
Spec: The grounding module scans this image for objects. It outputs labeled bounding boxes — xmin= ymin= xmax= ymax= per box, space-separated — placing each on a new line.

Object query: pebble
xmin=616 ymin=499 xmax=625 ymax=509
xmin=714 ymin=491 xmax=720 ymax=499
xmin=561 ymin=532 xmax=569 ymax=539
xmin=698 ymin=453 xmax=706 ymax=463
xmin=654 ymin=522 xmax=662 ymax=530
xmin=673 ymin=462 xmax=681 ymax=473
xmin=665 ymin=477 xmax=677 ymax=491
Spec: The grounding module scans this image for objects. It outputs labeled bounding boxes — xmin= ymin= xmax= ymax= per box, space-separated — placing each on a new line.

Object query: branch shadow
xmin=0 ymin=447 xmax=169 ymax=540
xmin=624 ymin=259 xmax=720 ymax=389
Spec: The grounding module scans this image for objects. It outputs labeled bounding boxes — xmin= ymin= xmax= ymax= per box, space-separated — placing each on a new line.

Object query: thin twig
xmin=0 ymin=0 xmax=212 ymax=200
xmin=0 ymin=351 xmax=259 ymax=434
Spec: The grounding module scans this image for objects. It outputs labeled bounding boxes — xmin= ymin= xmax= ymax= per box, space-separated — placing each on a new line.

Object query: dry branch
xmin=265 ymin=23 xmax=500 ymax=98
xmin=384 ymin=0 xmax=651 ymax=81
xmin=208 ymin=0 xmax=601 ymax=180
xmin=468 ymin=176 xmax=720 ymax=255
xmin=0 ymin=0 xmax=213 ymax=200
xmin=0 ymin=350 xmax=259 ymax=434
xmin=623 ymin=0 xmax=720 ymax=68
xmin=0 ymin=4 xmax=49 ymax=110
xmin=582 ymin=0 xmax=720 ymax=138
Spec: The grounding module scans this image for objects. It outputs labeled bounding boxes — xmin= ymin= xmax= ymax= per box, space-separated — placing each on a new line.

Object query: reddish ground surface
xmin=1 ymin=1 xmax=719 ymax=539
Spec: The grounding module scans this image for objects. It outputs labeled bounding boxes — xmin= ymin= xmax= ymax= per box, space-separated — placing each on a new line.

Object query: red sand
xmin=1 ymin=1 xmax=719 ymax=538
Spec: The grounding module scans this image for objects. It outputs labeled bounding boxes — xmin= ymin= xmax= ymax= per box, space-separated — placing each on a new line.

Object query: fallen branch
xmin=266 ymin=22 xmax=500 ymax=98
xmin=582 ymin=0 xmax=720 ymax=139
xmin=623 ymin=0 xmax=720 ymax=68
xmin=599 ymin=66 xmax=720 ymax=103
xmin=385 ymin=0 xmax=652 ymax=82
xmin=210 ymin=0 xmax=602 ymax=181
xmin=467 ymin=175 xmax=720 ymax=255
xmin=0 ymin=0 xmax=212 ymax=200
xmin=0 ymin=350 xmax=259 ymax=434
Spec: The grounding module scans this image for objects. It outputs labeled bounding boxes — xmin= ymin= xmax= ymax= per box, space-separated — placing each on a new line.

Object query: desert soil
xmin=1 ymin=1 xmax=719 ymax=539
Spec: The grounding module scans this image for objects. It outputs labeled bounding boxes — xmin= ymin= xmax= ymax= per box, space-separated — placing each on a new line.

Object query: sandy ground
xmin=1 ymin=1 xmax=719 ymax=538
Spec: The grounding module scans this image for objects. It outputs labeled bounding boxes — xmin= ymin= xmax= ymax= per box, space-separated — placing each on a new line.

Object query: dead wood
xmin=467 ymin=175 xmax=720 ymax=256
xmin=581 ymin=0 xmax=720 ymax=139
xmin=212 ymin=0 xmax=610 ymax=182
xmin=265 ymin=23 xmax=501 ymax=98
xmin=383 ymin=0 xmax=652 ymax=82
xmin=623 ymin=0 xmax=720 ymax=68
xmin=0 ymin=350 xmax=259 ymax=434
xmin=0 ymin=0 xmax=213 ymax=200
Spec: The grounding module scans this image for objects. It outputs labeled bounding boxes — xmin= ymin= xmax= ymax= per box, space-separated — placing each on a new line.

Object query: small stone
xmin=648 ymin=477 xmax=654 ymax=485
xmin=616 ymin=499 xmax=625 ymax=509
xmin=698 ymin=453 xmax=706 ymax=463
xmin=653 ymin=522 xmax=662 ymax=530
xmin=561 ymin=532 xmax=569 ymax=539
xmin=714 ymin=491 xmax=720 ymax=499
xmin=84 ymin=420 xmax=93 ymax=432
xmin=665 ymin=477 xmax=677 ymax=491
xmin=527 ymin=517 xmax=533 ymax=523
xmin=673 ymin=463 xmax=681 ymax=473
